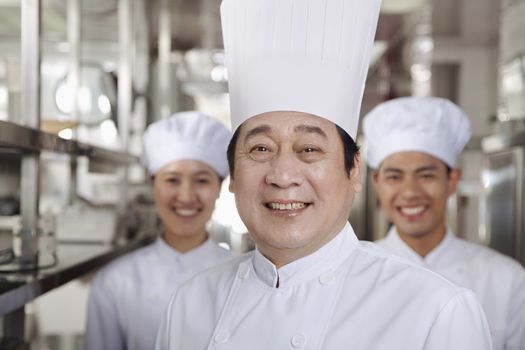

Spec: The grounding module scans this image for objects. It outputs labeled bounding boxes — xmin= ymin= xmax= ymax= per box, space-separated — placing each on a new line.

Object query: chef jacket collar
xmin=385 ymin=226 xmax=456 ymax=268
xmin=155 ymin=235 xmax=217 ymax=268
xmin=251 ymin=222 xmax=359 ymax=289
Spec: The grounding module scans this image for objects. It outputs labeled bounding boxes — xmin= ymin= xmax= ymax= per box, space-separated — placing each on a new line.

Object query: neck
xmin=258 ymin=224 xmax=345 ymax=268
xmin=162 ymin=229 xmax=207 ymax=253
xmin=260 ymin=247 xmax=307 ymax=269
xmin=397 ymin=224 xmax=447 ymax=258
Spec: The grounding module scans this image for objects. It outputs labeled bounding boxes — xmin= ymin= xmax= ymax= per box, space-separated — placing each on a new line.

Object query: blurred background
xmin=0 ymin=0 xmax=524 ymax=348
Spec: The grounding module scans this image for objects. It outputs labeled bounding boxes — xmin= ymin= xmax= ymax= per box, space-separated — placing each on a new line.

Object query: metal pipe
xmin=68 ymin=0 xmax=81 ymax=203
xmin=158 ymin=0 xmax=171 ymax=119
xmin=20 ymin=0 xmax=42 ymax=266
xmin=118 ymin=0 xmax=133 ymax=216
xmin=119 ymin=0 xmax=132 ymax=150
xmin=21 ymin=0 xmax=41 ymax=130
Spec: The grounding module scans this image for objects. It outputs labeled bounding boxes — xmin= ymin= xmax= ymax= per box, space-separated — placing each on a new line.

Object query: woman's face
xmin=153 ymin=159 xmax=222 ymax=248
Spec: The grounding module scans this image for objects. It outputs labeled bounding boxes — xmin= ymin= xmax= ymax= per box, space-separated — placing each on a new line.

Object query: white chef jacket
xmin=376 ymin=227 xmax=525 ymax=350
xmin=85 ymin=237 xmax=234 ymax=350
xmin=155 ymin=223 xmax=492 ymax=350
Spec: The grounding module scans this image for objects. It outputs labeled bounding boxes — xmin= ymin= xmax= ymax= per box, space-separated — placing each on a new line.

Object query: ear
xmin=350 ymin=154 xmax=362 ymax=193
xmin=215 ymin=182 xmax=222 ymax=200
xmin=371 ymin=170 xmax=379 ymax=190
xmin=228 ymin=176 xmax=235 ymax=194
xmin=447 ymin=169 xmax=461 ymax=197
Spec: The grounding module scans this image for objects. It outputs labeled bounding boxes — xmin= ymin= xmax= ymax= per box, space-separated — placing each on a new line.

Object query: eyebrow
xmin=382 ymin=168 xmax=402 ymax=174
xmin=244 ymin=125 xmax=272 ymax=142
xmin=415 ymin=165 xmax=439 ymax=173
xmin=243 ymin=123 xmax=328 ymax=145
xmin=382 ymin=165 xmax=439 ymax=174
xmin=161 ymin=170 xmax=214 ymax=177
xmin=293 ymin=125 xmax=328 ymax=138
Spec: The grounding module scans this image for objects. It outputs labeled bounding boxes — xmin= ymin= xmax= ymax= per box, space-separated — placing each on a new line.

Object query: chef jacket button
xmin=291 ymin=334 xmax=307 ymax=348
xmin=238 ymin=264 xmax=250 ymax=279
xmin=214 ymin=332 xmax=230 ymax=344
xmin=319 ymin=272 xmax=335 ymax=285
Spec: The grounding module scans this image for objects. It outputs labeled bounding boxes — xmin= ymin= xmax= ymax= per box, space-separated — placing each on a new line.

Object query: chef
xmin=85 ymin=111 xmax=235 ymax=350
xmin=364 ymin=96 xmax=525 ymax=350
xmin=155 ymin=1 xmax=492 ymax=349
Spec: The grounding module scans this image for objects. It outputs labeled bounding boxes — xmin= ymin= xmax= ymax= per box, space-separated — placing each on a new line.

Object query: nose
xmin=399 ymin=175 xmax=422 ymax=200
xmin=265 ymin=151 xmax=303 ymax=188
xmin=178 ymin=180 xmax=197 ymax=202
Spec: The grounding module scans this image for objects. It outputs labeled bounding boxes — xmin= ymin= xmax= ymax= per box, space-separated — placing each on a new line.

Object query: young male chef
xmin=155 ymin=1 xmax=493 ymax=349
xmin=364 ymin=96 xmax=525 ymax=350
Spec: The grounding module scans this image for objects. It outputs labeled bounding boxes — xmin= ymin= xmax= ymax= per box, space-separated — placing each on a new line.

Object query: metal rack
xmin=0 ymin=0 xmax=143 ymax=345
xmin=0 ymin=121 xmax=143 ymax=342
xmin=0 ymin=120 xmax=139 ymax=165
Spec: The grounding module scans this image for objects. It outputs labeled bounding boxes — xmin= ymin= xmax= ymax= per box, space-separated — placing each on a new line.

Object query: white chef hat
xmin=363 ymin=97 xmax=473 ymax=169
xmin=142 ymin=111 xmax=231 ymax=178
xmin=220 ymin=0 xmax=382 ymax=139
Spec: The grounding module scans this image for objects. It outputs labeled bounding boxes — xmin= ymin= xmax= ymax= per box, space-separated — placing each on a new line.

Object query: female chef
xmin=84 ymin=111 xmax=235 ymax=350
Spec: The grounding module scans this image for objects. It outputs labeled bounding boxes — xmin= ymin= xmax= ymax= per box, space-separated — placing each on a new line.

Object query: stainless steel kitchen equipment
xmin=481 ymin=128 xmax=525 ymax=265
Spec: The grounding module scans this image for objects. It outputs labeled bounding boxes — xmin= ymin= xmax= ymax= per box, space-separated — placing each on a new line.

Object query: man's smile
xmin=265 ymin=202 xmax=308 ymax=210
xmin=397 ymin=205 xmax=428 ymax=220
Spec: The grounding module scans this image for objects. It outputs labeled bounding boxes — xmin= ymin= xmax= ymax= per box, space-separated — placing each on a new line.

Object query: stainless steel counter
xmin=0 ymin=236 xmax=155 ymax=316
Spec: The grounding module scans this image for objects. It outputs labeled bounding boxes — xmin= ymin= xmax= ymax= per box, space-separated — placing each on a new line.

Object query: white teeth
xmin=268 ymin=202 xmax=306 ymax=210
xmin=175 ymin=209 xmax=199 ymax=217
xmin=400 ymin=206 xmax=425 ymax=216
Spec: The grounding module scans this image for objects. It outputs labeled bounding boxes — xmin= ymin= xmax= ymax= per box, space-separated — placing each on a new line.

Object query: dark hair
xmin=336 ymin=124 xmax=360 ymax=176
xmin=227 ymin=123 xmax=360 ymax=178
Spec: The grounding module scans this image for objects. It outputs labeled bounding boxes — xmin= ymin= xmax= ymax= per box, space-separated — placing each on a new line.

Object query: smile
xmin=172 ymin=208 xmax=201 ymax=217
xmin=265 ymin=202 xmax=309 ymax=211
xmin=399 ymin=205 xmax=426 ymax=216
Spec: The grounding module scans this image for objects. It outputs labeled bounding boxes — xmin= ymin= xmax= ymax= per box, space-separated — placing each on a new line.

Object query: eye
xmin=420 ymin=173 xmax=435 ymax=179
xmin=247 ymin=144 xmax=274 ymax=161
xmin=251 ymin=145 xmax=270 ymax=153
xmin=195 ymin=177 xmax=211 ymax=185
xmin=165 ymin=177 xmax=179 ymax=184
xmin=296 ymin=144 xmax=323 ymax=162
xmin=385 ymin=174 xmax=400 ymax=181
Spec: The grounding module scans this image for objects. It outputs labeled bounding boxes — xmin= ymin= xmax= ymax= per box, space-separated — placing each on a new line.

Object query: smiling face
xmin=372 ymin=151 xmax=459 ymax=243
xmin=153 ymin=159 xmax=221 ymax=251
xmin=229 ymin=111 xmax=361 ymax=266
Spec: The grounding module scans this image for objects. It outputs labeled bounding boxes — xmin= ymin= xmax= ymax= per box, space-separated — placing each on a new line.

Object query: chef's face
xmin=372 ymin=151 xmax=459 ymax=238
xmin=153 ymin=159 xmax=221 ymax=246
xmin=229 ymin=112 xmax=361 ymax=265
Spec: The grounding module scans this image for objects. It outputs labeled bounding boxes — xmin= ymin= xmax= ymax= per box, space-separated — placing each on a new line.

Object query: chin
xmin=398 ymin=226 xmax=431 ymax=237
xmin=260 ymin=230 xmax=313 ymax=249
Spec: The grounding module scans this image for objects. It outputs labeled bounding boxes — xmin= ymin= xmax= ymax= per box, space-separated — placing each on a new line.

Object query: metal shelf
xmin=0 ymin=120 xmax=139 ymax=164
xmin=0 ymin=236 xmax=155 ymax=316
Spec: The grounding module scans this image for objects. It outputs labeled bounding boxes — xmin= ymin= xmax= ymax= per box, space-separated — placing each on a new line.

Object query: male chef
xmin=155 ymin=1 xmax=493 ymax=349
xmin=364 ymin=96 xmax=525 ymax=350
